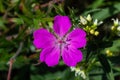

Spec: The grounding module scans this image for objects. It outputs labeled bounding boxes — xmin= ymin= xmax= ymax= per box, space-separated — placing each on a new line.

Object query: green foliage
xmin=92 ymin=3 xmax=120 ymax=20
xmin=0 ymin=0 xmax=120 ymax=80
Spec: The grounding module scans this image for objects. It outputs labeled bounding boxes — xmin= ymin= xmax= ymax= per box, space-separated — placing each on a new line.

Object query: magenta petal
xmin=33 ymin=28 xmax=55 ymax=49
xmin=40 ymin=47 xmax=60 ymax=66
xmin=53 ymin=15 xmax=72 ymax=37
xmin=67 ymin=28 xmax=87 ymax=48
xmin=62 ymin=47 xmax=83 ymax=66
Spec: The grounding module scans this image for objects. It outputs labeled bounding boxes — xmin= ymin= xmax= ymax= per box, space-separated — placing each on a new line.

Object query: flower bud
xmin=94 ymin=31 xmax=99 ymax=36
xmin=90 ymin=29 xmax=95 ymax=34
xmin=112 ymin=18 xmax=119 ymax=26
xmin=111 ymin=26 xmax=115 ymax=30
xmin=106 ymin=49 xmax=113 ymax=56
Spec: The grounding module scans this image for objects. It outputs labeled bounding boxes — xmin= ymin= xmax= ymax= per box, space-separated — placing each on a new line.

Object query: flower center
xmin=58 ymin=40 xmax=64 ymax=44
xmin=56 ymin=38 xmax=71 ymax=50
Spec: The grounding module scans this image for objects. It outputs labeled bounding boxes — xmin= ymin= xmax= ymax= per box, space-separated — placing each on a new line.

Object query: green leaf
xmin=0 ymin=0 xmax=5 ymax=13
xmin=89 ymin=67 xmax=103 ymax=80
xmin=11 ymin=18 xmax=24 ymax=24
xmin=89 ymin=0 xmax=104 ymax=9
xmin=20 ymin=2 xmax=33 ymax=17
xmin=33 ymin=18 xmax=40 ymax=29
xmin=31 ymin=68 xmax=75 ymax=80
xmin=31 ymin=75 xmax=44 ymax=80
xmin=105 ymin=39 xmax=120 ymax=52
xmin=98 ymin=54 xmax=114 ymax=80
xmin=18 ymin=15 xmax=32 ymax=25
xmin=0 ymin=18 xmax=7 ymax=30
xmin=92 ymin=3 xmax=120 ymax=20
xmin=54 ymin=4 xmax=66 ymax=15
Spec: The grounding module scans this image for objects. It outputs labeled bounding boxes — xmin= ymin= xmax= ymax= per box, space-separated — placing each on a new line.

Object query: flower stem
xmin=7 ymin=59 xmax=14 ymax=80
xmin=7 ymin=42 xmax=23 ymax=80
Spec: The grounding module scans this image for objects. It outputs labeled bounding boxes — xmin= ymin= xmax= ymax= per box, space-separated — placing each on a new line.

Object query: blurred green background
xmin=0 ymin=0 xmax=120 ymax=80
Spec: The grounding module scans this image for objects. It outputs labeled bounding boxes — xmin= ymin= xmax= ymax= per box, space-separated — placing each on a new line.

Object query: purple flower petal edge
xmin=53 ymin=15 xmax=72 ymax=37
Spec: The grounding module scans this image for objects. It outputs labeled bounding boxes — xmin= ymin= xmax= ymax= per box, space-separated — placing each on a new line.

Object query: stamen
xmin=58 ymin=40 xmax=63 ymax=43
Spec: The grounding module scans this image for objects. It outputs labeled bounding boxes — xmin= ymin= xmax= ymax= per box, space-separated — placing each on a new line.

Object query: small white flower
xmin=70 ymin=67 xmax=76 ymax=71
xmin=117 ymin=26 xmax=120 ymax=31
xmin=93 ymin=19 xmax=98 ymax=26
xmin=86 ymin=14 xmax=92 ymax=22
xmin=93 ymin=19 xmax=103 ymax=26
xmin=80 ymin=16 xmax=87 ymax=25
xmin=98 ymin=21 xmax=103 ymax=25
xmin=112 ymin=18 xmax=119 ymax=26
xmin=70 ymin=67 xmax=86 ymax=79
xmin=80 ymin=71 xmax=86 ymax=79
xmin=75 ymin=69 xmax=81 ymax=76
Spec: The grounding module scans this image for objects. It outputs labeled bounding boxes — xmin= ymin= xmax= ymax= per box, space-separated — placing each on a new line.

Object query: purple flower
xmin=33 ymin=15 xmax=86 ymax=67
